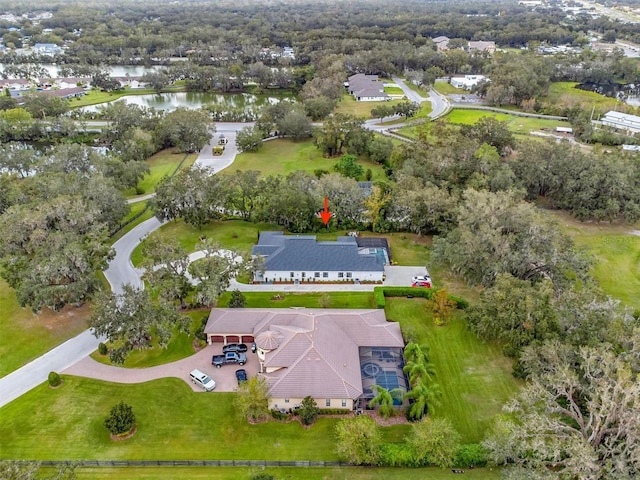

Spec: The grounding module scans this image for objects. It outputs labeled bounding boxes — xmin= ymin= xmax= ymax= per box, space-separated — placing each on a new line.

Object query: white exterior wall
xmin=602 ymin=114 xmax=640 ymax=134
xmin=269 ymin=397 xmax=354 ymax=411
xmin=262 ymin=270 xmax=383 ymax=282
xmin=357 ymin=95 xmax=388 ymax=101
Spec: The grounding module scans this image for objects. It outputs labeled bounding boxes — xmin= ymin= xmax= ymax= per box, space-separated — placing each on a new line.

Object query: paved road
xmin=390 ymin=75 xmax=450 ymax=119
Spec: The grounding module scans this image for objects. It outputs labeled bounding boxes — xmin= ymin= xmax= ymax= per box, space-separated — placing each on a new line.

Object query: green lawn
xmin=0 ymin=377 xmax=406 ymax=461
xmin=90 ymin=312 xmax=206 ymax=368
xmin=552 ymin=211 xmax=640 ymax=310
xmin=433 ymin=80 xmax=465 ymax=95
xmin=385 ymin=298 xmax=521 ymax=443
xmin=228 ymin=138 xmax=386 ymax=181
xmin=51 ymin=466 xmax=501 ymax=479
xmin=0 ymin=279 xmax=90 ymax=378
xmin=334 ymin=94 xmax=403 ymax=119
xmin=128 ymin=149 xmax=198 ymax=198
xmin=445 ymin=109 xmax=572 ymax=132
xmin=217 ymin=291 xmax=375 ymax=309
xmin=543 ymin=82 xmax=621 ymax=113
xmin=384 ymin=86 xmax=405 ymax=95
xmin=131 ymin=219 xmax=276 ymax=266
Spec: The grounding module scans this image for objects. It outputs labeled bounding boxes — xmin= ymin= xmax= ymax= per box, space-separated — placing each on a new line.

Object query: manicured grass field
xmin=0 ymin=279 xmax=90 ymax=378
xmin=128 ymin=149 xmax=198 ymax=197
xmin=217 ymin=291 xmax=375 ymax=309
xmin=385 ymin=298 xmax=521 ymax=443
xmin=50 ymin=466 xmax=501 ymax=479
xmin=445 ymin=109 xmax=572 ymax=133
xmin=228 ymin=138 xmax=386 ymax=181
xmin=552 ymin=211 xmax=640 ymax=310
xmin=433 ymin=80 xmax=465 ymax=95
xmin=383 ymin=86 xmax=405 ymax=95
xmin=333 ymin=94 xmax=403 ymax=118
xmin=544 ymin=82 xmax=621 ymax=113
xmin=0 ymin=377 xmax=406 ymax=461
xmin=130 ymin=219 xmax=276 ymax=266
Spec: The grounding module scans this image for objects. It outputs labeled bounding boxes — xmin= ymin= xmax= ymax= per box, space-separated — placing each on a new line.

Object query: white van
xmin=189 ymin=369 xmax=216 ymax=391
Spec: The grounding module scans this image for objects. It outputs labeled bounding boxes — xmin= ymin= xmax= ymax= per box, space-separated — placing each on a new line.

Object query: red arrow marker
xmin=320 ymin=197 xmax=333 ymax=225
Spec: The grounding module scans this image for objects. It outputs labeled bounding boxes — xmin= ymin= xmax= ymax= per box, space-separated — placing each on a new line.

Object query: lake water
xmin=80 ymin=91 xmax=291 ymax=113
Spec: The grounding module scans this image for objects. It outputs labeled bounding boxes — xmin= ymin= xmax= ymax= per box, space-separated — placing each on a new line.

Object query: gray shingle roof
xmin=251 ymin=231 xmax=384 ymax=272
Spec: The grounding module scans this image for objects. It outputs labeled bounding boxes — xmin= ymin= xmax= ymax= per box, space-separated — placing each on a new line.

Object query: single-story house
xmin=468 ymin=40 xmax=496 ymax=53
xmin=600 ymin=111 xmax=640 ymax=134
xmin=433 ymin=35 xmax=450 ymax=51
xmin=345 ymin=73 xmax=390 ymax=102
xmin=0 ymin=78 xmax=32 ymax=90
xmin=32 ymin=43 xmax=64 ymax=56
xmin=41 ymin=87 xmax=86 ymax=99
xmin=113 ymin=76 xmax=147 ymax=89
xmin=55 ymin=77 xmax=91 ymax=89
xmin=450 ymin=75 xmax=489 ymax=90
xmin=251 ymin=231 xmax=385 ymax=283
xmin=204 ymin=307 xmax=407 ymax=410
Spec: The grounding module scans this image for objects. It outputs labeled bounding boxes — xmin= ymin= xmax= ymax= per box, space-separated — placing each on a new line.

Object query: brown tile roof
xmin=205 ymin=308 xmax=404 ymax=400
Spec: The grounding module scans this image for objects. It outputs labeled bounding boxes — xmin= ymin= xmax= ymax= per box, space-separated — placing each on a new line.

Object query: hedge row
xmin=373 ymin=287 xmax=468 ymax=310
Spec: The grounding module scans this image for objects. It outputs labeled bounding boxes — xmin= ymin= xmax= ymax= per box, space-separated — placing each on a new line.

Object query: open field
xmin=0 ymin=279 xmax=90 ymax=378
xmin=543 ymin=82 xmax=621 ymax=113
xmin=551 ymin=210 xmax=640 ymax=310
xmin=433 ymin=80 xmax=465 ymax=95
xmin=334 ymin=94 xmax=403 ymax=118
xmin=46 ymin=466 xmax=501 ymax=479
xmin=128 ymin=149 xmax=198 ymax=197
xmin=0 ymin=377 xmax=406 ymax=461
xmin=228 ymin=138 xmax=386 ymax=181
xmin=385 ymin=298 xmax=521 ymax=443
xmin=445 ymin=109 xmax=572 ymax=133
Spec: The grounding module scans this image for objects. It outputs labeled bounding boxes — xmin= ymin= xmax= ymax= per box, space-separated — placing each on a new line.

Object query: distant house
xmin=251 ymin=231 xmax=385 ymax=283
xmin=468 ymin=40 xmax=496 ymax=53
xmin=55 ymin=77 xmax=90 ymax=89
xmin=433 ymin=35 xmax=450 ymax=51
xmin=204 ymin=307 xmax=407 ymax=410
xmin=0 ymin=78 xmax=32 ymax=90
xmin=450 ymin=74 xmax=489 ymax=90
xmin=601 ymin=111 xmax=640 ymax=134
xmin=41 ymin=87 xmax=86 ymax=99
xmin=345 ymin=73 xmax=390 ymax=102
xmin=113 ymin=76 xmax=147 ymax=89
xmin=32 ymin=43 xmax=63 ymax=56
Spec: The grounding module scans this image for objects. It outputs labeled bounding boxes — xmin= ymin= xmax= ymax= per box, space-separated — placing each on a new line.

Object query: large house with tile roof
xmin=251 ymin=231 xmax=385 ymax=283
xmin=204 ymin=308 xmax=407 ymax=410
xmin=345 ymin=73 xmax=390 ymax=102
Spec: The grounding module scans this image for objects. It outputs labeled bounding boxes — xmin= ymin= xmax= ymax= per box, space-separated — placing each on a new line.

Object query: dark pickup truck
xmin=212 ymin=352 xmax=247 ymax=368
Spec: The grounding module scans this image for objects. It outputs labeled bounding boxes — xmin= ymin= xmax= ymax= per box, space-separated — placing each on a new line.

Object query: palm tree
xmin=404 ymin=378 xmax=441 ymax=421
xmin=403 ymin=342 xmax=430 ymax=366
xmin=403 ymin=358 xmax=436 ymax=387
xmin=367 ymin=385 xmax=404 ymax=419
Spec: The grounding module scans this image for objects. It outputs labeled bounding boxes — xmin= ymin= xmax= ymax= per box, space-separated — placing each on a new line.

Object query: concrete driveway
xmin=383 ymin=265 xmax=429 ymax=286
xmin=63 ymin=343 xmax=260 ymax=393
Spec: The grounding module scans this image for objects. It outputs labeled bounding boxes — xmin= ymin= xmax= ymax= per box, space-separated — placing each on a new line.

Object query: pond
xmin=79 ymin=91 xmax=295 ymax=114
xmin=0 ymin=63 xmax=162 ymax=78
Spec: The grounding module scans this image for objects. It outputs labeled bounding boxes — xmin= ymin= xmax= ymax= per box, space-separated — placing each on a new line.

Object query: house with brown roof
xmin=345 ymin=73 xmax=390 ymax=102
xmin=204 ymin=308 xmax=407 ymax=410
xmin=433 ymin=35 xmax=450 ymax=51
xmin=468 ymin=40 xmax=496 ymax=53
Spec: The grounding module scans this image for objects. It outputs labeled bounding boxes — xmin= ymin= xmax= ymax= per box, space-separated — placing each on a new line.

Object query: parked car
xmin=222 ymin=343 xmax=248 ymax=354
xmin=189 ymin=369 xmax=216 ymax=391
xmin=212 ymin=351 xmax=247 ymax=368
xmin=412 ymin=275 xmax=432 ymax=288
xmin=235 ymin=369 xmax=248 ymax=384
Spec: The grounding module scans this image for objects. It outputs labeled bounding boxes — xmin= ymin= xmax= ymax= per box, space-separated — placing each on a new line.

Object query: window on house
xmin=338 ymin=272 xmax=344 ymax=278
xmin=342 ymin=399 xmax=347 ymax=407
xmin=290 ymin=272 xmax=294 ymax=278
xmin=346 ymin=272 xmax=352 ymax=278
xmin=323 ymin=272 xmax=328 ymax=278
xmin=325 ymin=399 xmax=331 ymax=407
xmin=285 ymin=398 xmax=289 ymax=403
xmin=301 ymin=272 xmax=305 ymax=278
xmin=314 ymin=272 xmax=320 ymax=278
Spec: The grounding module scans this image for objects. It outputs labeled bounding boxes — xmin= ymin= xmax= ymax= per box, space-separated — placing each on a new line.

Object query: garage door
xmin=210 ymin=335 xmax=224 ymax=343
xmin=241 ymin=335 xmax=254 ymax=343
xmin=227 ymin=335 xmax=240 ymax=343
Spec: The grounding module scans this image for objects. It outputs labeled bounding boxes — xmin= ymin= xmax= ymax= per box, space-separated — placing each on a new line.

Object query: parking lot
xmin=190 ymin=344 xmax=261 ymax=393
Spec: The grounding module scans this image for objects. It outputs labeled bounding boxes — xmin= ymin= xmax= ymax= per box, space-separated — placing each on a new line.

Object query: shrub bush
xmin=374 ymin=287 xmax=467 ymax=310
xmin=318 ymin=408 xmax=352 ymax=415
xmin=270 ymin=409 xmax=290 ymax=420
xmin=374 ymin=288 xmax=386 ymax=308
xmin=104 ymin=401 xmax=136 ymax=436
xmin=48 ymin=371 xmax=61 ymax=387
xmin=378 ymin=443 xmax=417 ymax=467
xmin=298 ymin=396 xmax=320 ymax=425
xmin=195 ymin=315 xmax=208 ymax=342
xmin=98 ymin=343 xmax=108 ymax=355
xmin=455 ymin=443 xmax=488 ymax=467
